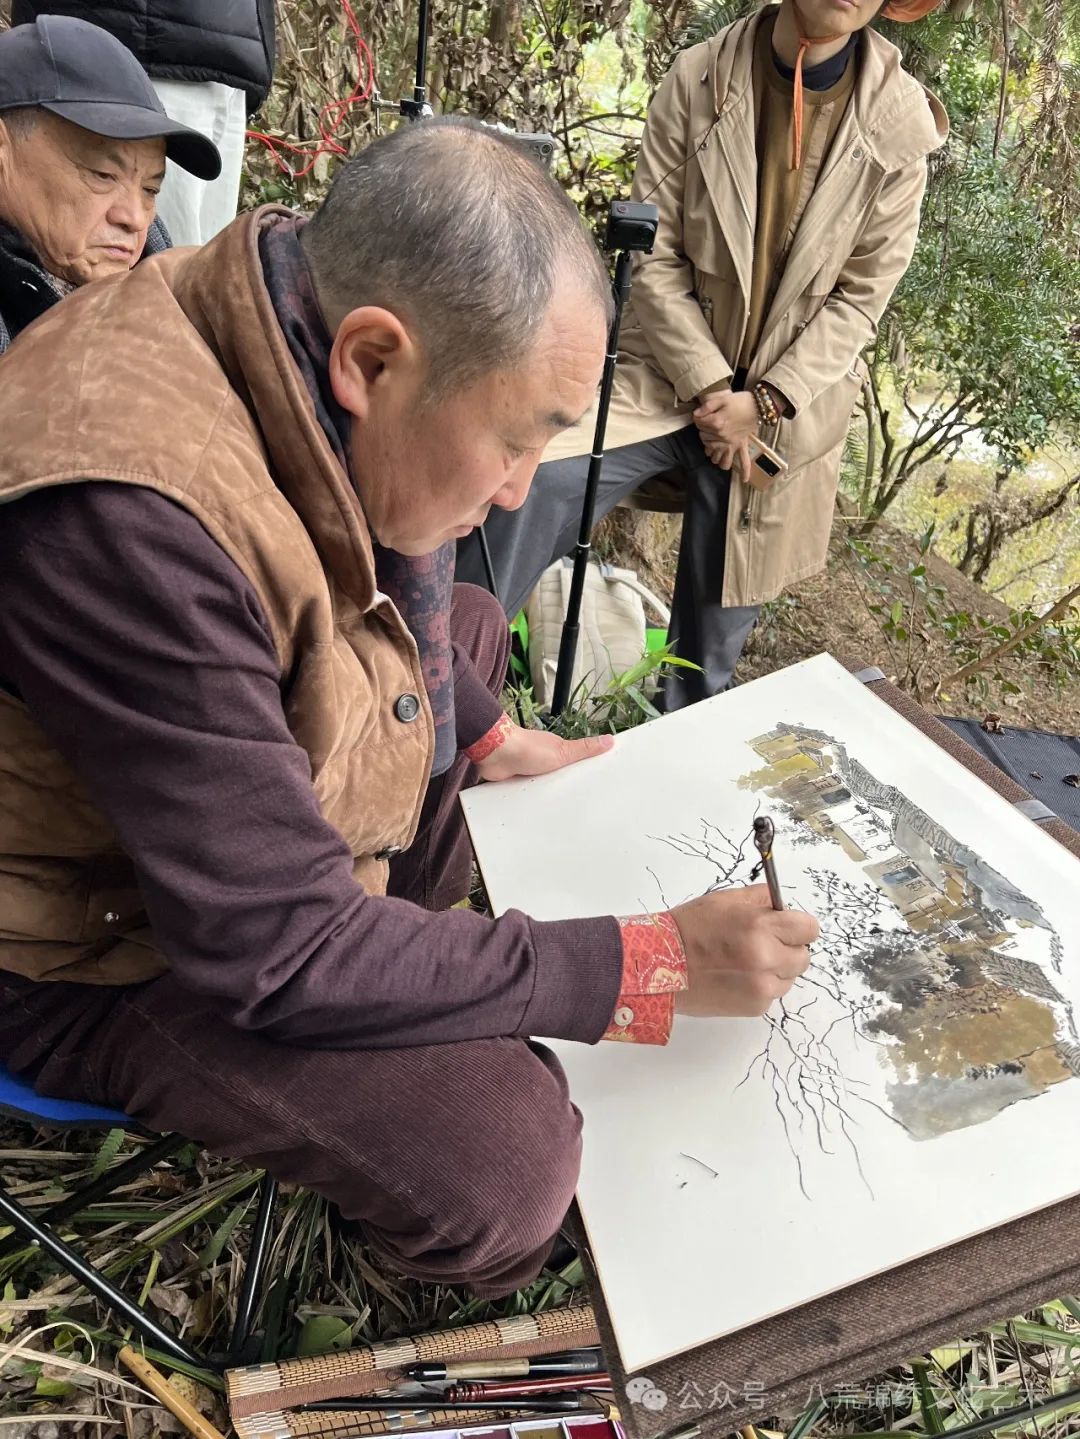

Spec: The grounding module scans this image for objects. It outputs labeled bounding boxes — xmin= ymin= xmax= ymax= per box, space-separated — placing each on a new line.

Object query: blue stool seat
xmin=0 ymin=1060 xmax=133 ymax=1130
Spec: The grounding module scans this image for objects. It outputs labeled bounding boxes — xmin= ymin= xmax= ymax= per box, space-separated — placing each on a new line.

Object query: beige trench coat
xmin=546 ymin=10 xmax=948 ymax=606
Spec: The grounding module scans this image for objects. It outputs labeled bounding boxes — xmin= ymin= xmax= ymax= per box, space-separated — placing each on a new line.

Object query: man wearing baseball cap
xmin=0 ymin=15 xmax=220 ymax=353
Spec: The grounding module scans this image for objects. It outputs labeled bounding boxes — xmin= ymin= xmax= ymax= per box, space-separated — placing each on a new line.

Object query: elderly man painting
xmin=0 ymin=15 xmax=220 ymax=355
xmin=0 ymin=119 xmax=818 ymax=1294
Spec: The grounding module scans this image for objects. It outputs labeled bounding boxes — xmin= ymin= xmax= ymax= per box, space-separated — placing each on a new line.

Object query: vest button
xmin=852 ymin=146 xmax=865 ymax=161
xmin=394 ymin=693 xmax=421 ymax=723
xmin=104 ymin=912 xmax=119 ymax=925
xmin=375 ymin=845 xmax=403 ymax=860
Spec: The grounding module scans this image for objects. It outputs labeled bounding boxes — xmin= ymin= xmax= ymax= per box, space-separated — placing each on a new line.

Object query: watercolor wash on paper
xmin=642 ymin=720 xmax=1078 ymax=1198
xmin=461 ymin=655 xmax=1080 ymax=1369
xmin=740 ymin=724 xmax=1076 ymax=1137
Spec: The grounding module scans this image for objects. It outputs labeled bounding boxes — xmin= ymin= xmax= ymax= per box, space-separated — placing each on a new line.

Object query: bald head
xmin=300 ymin=117 xmax=613 ymax=401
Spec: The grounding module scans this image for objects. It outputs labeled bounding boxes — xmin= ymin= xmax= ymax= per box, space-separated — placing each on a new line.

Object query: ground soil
xmin=594 ymin=503 xmax=1080 ymax=734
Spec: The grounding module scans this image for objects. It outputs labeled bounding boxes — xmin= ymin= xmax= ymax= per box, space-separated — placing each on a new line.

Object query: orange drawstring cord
xmin=789 ymin=0 xmax=842 ymax=170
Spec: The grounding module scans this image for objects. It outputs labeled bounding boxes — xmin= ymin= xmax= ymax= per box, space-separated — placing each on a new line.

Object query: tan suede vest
xmin=0 ymin=210 xmax=434 ymax=985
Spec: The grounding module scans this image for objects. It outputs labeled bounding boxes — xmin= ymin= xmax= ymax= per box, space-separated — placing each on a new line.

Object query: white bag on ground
xmin=524 ymin=558 xmax=671 ymax=708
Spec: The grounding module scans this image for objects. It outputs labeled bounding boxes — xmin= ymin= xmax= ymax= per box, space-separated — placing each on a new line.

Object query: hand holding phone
xmin=746 ymin=434 xmax=789 ymax=491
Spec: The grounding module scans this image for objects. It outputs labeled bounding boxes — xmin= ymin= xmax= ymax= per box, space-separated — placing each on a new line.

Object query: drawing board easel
xmin=461 ymin=658 xmax=1080 ymax=1439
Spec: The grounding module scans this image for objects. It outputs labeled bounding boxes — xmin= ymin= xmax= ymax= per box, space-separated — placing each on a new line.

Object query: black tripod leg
xmin=474 ymin=524 xmax=501 ymax=607
xmin=0 ymin=1180 xmax=207 ymax=1371
xmin=228 ymin=1173 xmax=278 ymax=1363
xmin=0 ymin=1132 xmax=185 ymax=1262
xmin=551 ymin=247 xmax=635 ymax=717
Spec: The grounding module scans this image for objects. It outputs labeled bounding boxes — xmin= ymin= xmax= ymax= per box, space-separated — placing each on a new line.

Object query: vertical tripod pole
xmin=474 ymin=524 xmax=501 ymax=606
xmin=550 ymin=248 xmax=634 ymax=717
xmin=399 ymin=0 xmax=433 ymax=118
xmin=412 ymin=0 xmax=430 ymax=109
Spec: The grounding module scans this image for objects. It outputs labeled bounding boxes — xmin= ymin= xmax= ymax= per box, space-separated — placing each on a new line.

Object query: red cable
xmin=246 ymin=0 xmax=375 ymax=180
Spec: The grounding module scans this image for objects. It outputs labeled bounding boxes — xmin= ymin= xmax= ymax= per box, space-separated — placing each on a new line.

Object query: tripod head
xmin=604 ymin=200 xmax=659 ymax=255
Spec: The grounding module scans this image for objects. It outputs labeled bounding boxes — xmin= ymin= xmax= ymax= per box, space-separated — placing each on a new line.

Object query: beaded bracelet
xmin=753 ymin=383 xmax=780 ymax=428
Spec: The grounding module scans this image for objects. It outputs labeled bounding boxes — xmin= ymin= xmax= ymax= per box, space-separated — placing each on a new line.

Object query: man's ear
xmin=0 ymin=121 xmax=19 ymax=190
xmin=328 ymin=306 xmax=421 ymax=420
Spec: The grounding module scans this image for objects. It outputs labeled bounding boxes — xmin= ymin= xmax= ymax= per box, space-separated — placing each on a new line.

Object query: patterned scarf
xmin=259 ymin=214 xmax=457 ymax=777
xmin=0 ymin=216 xmax=171 ymax=356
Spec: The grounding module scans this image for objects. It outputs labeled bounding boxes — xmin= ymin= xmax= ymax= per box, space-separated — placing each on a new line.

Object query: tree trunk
xmin=487 ymin=0 xmax=522 ymax=47
xmin=957 ymin=510 xmax=982 ymax=576
xmin=972 ymin=515 xmax=1001 ymax=584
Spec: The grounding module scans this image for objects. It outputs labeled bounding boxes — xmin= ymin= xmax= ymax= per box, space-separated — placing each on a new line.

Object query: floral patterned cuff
xmin=463 ymin=712 xmax=513 ymax=764
xmin=604 ymin=912 xmax=688 ymax=1045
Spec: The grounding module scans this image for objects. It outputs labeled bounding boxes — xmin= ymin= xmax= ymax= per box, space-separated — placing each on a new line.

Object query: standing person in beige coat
xmin=459 ymin=0 xmax=949 ymax=707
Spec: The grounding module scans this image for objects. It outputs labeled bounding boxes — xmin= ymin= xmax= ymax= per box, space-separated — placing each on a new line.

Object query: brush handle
xmin=297 ymin=1396 xmax=587 ymax=1414
xmin=408 ymin=1348 xmax=602 ymax=1382
xmin=447 ymin=1376 xmax=612 ymax=1401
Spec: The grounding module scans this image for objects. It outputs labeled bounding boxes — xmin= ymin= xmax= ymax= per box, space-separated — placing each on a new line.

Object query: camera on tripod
xmin=604 ymin=200 xmax=659 ymax=255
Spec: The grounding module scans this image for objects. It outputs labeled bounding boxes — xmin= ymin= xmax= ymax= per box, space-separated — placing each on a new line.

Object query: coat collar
xmin=691 ymin=9 xmax=947 ymax=360
xmin=169 ymin=206 xmax=381 ymax=615
xmin=705 ymin=9 xmax=949 ymax=174
xmin=0 ymin=216 xmax=172 ymax=356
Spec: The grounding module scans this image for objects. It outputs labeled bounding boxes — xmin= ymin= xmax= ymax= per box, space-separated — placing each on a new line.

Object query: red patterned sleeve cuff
xmin=604 ymin=911 xmax=688 ymax=1046
xmin=463 ymin=712 xmax=513 ymax=764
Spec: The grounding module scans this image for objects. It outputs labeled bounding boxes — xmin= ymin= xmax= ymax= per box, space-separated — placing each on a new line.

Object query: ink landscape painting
xmin=461 ymin=655 xmax=1080 ymax=1374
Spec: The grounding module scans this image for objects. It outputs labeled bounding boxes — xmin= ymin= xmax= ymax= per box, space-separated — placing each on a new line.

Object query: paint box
xmin=388 ymin=1414 xmax=621 ymax=1439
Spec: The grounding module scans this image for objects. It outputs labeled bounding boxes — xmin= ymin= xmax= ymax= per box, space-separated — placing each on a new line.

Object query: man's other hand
xmin=670 ymin=885 xmax=818 ymax=1017
xmin=701 ymin=434 xmax=752 ymax=481
xmin=475 ymin=724 xmax=614 ymax=782
xmin=692 ymin=389 xmax=759 ymax=448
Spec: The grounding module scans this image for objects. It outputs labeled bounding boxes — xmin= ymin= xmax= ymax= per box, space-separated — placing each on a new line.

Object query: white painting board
xmin=461 ymin=655 xmax=1080 ymax=1375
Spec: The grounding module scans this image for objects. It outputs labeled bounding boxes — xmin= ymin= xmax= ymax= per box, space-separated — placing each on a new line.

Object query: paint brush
xmin=407 ymin=1348 xmax=602 ymax=1381
xmin=296 ymin=1395 xmax=592 ymax=1414
xmin=446 ymin=1375 xmax=613 ymax=1400
xmin=753 ymin=814 xmax=784 ymax=910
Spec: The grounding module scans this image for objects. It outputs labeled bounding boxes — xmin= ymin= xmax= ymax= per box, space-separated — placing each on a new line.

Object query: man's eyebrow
xmin=84 ymin=144 xmax=166 ymax=183
xmin=96 ymin=147 xmax=131 ymax=172
xmin=98 ymin=146 xmax=163 ymax=176
xmin=545 ymin=408 xmax=585 ymax=431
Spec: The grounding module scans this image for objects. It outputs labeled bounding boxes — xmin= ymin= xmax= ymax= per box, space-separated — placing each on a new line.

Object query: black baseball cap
xmin=0 ymin=16 xmax=221 ymax=179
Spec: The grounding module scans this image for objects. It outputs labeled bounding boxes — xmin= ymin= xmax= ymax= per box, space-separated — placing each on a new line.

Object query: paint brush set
xmin=226 ymin=1303 xmax=610 ymax=1439
xmin=264 ymin=1348 xmax=616 ymax=1437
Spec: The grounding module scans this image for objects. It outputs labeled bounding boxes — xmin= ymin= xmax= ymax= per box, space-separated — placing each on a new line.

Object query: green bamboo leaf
xmin=930 ymin=1342 xmax=975 ymax=1370
xmin=983 ymin=1392 xmax=1080 ymax=1436
xmin=34 ymin=1376 xmax=74 ymax=1398
xmin=197 ymin=1199 xmax=248 ymax=1268
xmin=786 ymin=1396 xmax=827 ymax=1439
xmin=90 ymin=1127 xmax=126 ymax=1181
xmin=557 ymin=1257 xmax=585 ymax=1286
xmin=944 ymin=1386 xmax=1020 ymax=1425
xmin=614 ymin=653 xmax=661 ymax=688
xmin=913 ymin=1361 xmax=946 ymax=1434
xmin=296 ymin=1315 xmax=354 ymax=1357
xmin=988 ymin=1319 xmax=1079 ymax=1347
xmin=137 ymin=1249 xmax=161 ymax=1309
xmin=624 ymin=683 xmax=660 ymax=719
